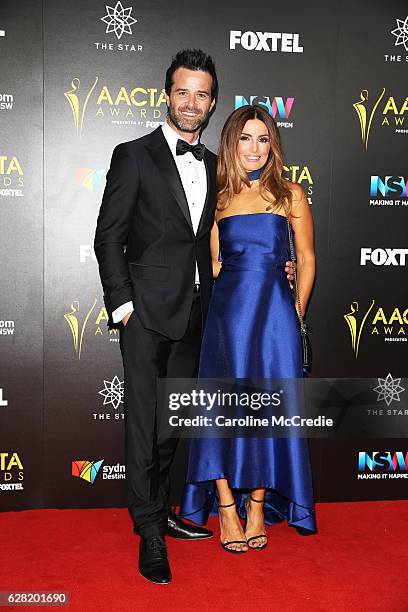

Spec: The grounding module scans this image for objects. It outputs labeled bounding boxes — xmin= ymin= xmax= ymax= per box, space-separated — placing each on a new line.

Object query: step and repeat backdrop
xmin=1 ymin=0 xmax=407 ymax=512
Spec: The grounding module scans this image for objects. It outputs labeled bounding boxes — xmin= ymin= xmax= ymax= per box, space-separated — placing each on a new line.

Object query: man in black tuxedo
xmin=94 ymin=50 xmax=217 ymax=584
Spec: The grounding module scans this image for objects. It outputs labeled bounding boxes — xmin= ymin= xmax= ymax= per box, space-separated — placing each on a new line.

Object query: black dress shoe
xmin=138 ymin=536 xmax=171 ymax=584
xmin=166 ymin=511 xmax=213 ymax=540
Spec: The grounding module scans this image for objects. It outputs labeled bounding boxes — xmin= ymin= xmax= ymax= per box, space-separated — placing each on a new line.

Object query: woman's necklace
xmin=246 ymin=166 xmax=265 ymax=182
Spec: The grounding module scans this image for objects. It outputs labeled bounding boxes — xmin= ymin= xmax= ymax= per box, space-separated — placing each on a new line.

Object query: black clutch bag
xmin=287 ymin=219 xmax=312 ymax=373
xmin=300 ymin=320 xmax=312 ymax=371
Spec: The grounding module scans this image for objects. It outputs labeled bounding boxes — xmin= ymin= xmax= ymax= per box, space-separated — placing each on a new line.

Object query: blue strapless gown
xmin=180 ymin=213 xmax=317 ymax=534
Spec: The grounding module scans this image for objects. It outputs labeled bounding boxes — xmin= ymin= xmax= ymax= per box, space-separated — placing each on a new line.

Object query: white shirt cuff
xmin=112 ymin=301 xmax=134 ymax=323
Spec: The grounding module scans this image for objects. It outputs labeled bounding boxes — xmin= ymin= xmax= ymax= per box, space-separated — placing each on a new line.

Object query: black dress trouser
xmin=119 ymin=292 xmax=202 ymax=538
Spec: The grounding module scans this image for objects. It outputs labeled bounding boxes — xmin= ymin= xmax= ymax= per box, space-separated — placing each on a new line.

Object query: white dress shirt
xmin=112 ymin=121 xmax=207 ymax=323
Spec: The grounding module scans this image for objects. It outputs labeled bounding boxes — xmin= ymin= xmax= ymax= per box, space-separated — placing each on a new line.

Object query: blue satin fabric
xmin=180 ymin=213 xmax=317 ymax=534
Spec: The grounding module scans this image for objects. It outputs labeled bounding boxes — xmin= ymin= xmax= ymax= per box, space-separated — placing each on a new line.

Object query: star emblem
xmin=98 ymin=376 xmax=124 ymax=409
xmin=101 ymin=2 xmax=137 ymax=40
xmin=391 ymin=16 xmax=408 ymax=52
xmin=373 ymin=373 xmax=405 ymax=407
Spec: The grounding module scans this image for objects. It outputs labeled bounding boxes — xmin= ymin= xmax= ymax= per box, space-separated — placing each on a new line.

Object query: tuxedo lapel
xmin=145 ymin=129 xmax=193 ymax=231
xmin=197 ymin=151 xmax=216 ymax=236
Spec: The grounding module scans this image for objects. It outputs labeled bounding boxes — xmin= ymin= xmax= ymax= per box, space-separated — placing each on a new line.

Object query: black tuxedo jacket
xmin=94 ymin=127 xmax=217 ymax=340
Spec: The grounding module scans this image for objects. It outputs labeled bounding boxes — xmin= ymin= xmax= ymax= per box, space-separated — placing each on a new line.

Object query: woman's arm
xmin=289 ymin=184 xmax=315 ymax=318
xmin=210 ymin=220 xmax=222 ymax=278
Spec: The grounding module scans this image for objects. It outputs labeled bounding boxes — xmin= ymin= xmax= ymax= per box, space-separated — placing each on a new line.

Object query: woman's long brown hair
xmin=217 ymin=105 xmax=292 ymax=215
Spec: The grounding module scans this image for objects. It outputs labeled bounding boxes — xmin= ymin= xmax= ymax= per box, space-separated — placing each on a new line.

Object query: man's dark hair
xmin=165 ymin=49 xmax=218 ymax=102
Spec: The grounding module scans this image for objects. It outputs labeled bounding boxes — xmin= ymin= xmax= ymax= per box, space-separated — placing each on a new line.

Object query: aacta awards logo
xmin=353 ymin=88 xmax=408 ymax=149
xmin=64 ymin=299 xmax=119 ymax=360
xmin=0 ymin=155 xmax=24 ymax=198
xmin=235 ymin=95 xmax=295 ymax=129
xmin=95 ymin=1 xmax=142 ymax=53
xmin=283 ymin=164 xmax=313 ymax=204
xmin=0 ymin=452 xmax=24 ymax=491
xmin=64 ymin=77 xmax=165 ymax=138
xmin=344 ymin=300 xmax=408 ymax=358
xmin=64 ymin=77 xmax=99 ymax=139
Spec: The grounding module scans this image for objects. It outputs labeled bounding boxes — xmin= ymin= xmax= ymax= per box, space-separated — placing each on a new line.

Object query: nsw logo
xmin=235 ymin=95 xmax=294 ymax=128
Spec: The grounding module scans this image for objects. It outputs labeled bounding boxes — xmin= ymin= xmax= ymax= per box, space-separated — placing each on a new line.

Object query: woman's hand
xmin=213 ymin=260 xmax=222 ymax=278
xmin=285 ymin=260 xmax=295 ymax=288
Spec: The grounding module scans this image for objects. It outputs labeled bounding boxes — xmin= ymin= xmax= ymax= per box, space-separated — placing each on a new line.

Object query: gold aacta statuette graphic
xmin=344 ymin=300 xmax=375 ymax=358
xmin=64 ymin=77 xmax=99 ymax=139
xmin=64 ymin=299 xmax=97 ymax=360
xmin=353 ymin=88 xmax=385 ymax=150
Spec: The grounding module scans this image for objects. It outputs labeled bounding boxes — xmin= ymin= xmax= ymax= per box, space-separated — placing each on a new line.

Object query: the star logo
xmin=101 ymin=2 xmax=137 ymax=39
xmin=373 ymin=373 xmax=405 ymax=407
xmin=98 ymin=376 xmax=124 ymax=410
xmin=391 ymin=16 xmax=408 ymax=52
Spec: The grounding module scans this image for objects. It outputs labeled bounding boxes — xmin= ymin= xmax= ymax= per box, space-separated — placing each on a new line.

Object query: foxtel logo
xmin=360 ymin=248 xmax=408 ymax=266
xmin=230 ymin=30 xmax=303 ymax=53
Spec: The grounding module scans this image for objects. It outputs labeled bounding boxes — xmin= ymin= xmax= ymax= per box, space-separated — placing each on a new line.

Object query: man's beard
xmin=167 ymin=103 xmax=208 ymax=133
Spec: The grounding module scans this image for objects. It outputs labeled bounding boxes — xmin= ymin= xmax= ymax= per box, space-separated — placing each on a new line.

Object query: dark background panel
xmin=326 ymin=1 xmax=408 ymax=379
xmin=319 ymin=0 xmax=408 ymax=500
xmin=0 ymin=0 xmax=44 ymax=510
xmin=42 ymin=0 xmax=339 ymax=507
xmin=1 ymin=0 xmax=407 ymax=512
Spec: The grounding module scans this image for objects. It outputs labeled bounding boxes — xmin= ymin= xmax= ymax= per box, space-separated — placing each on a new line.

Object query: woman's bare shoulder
xmin=287 ymin=181 xmax=305 ymax=202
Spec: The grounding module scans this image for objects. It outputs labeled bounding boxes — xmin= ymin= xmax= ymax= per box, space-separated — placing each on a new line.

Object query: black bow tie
xmin=176 ymin=139 xmax=205 ymax=161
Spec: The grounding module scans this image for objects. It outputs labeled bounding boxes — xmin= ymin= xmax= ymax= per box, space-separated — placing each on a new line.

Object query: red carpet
xmin=1 ymin=501 xmax=407 ymax=611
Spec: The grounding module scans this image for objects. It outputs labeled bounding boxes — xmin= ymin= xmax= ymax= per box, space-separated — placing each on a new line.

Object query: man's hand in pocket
xmin=122 ymin=311 xmax=134 ymax=326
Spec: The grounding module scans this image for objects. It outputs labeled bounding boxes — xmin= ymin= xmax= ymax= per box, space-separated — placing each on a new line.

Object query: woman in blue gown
xmin=180 ymin=105 xmax=317 ymax=552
